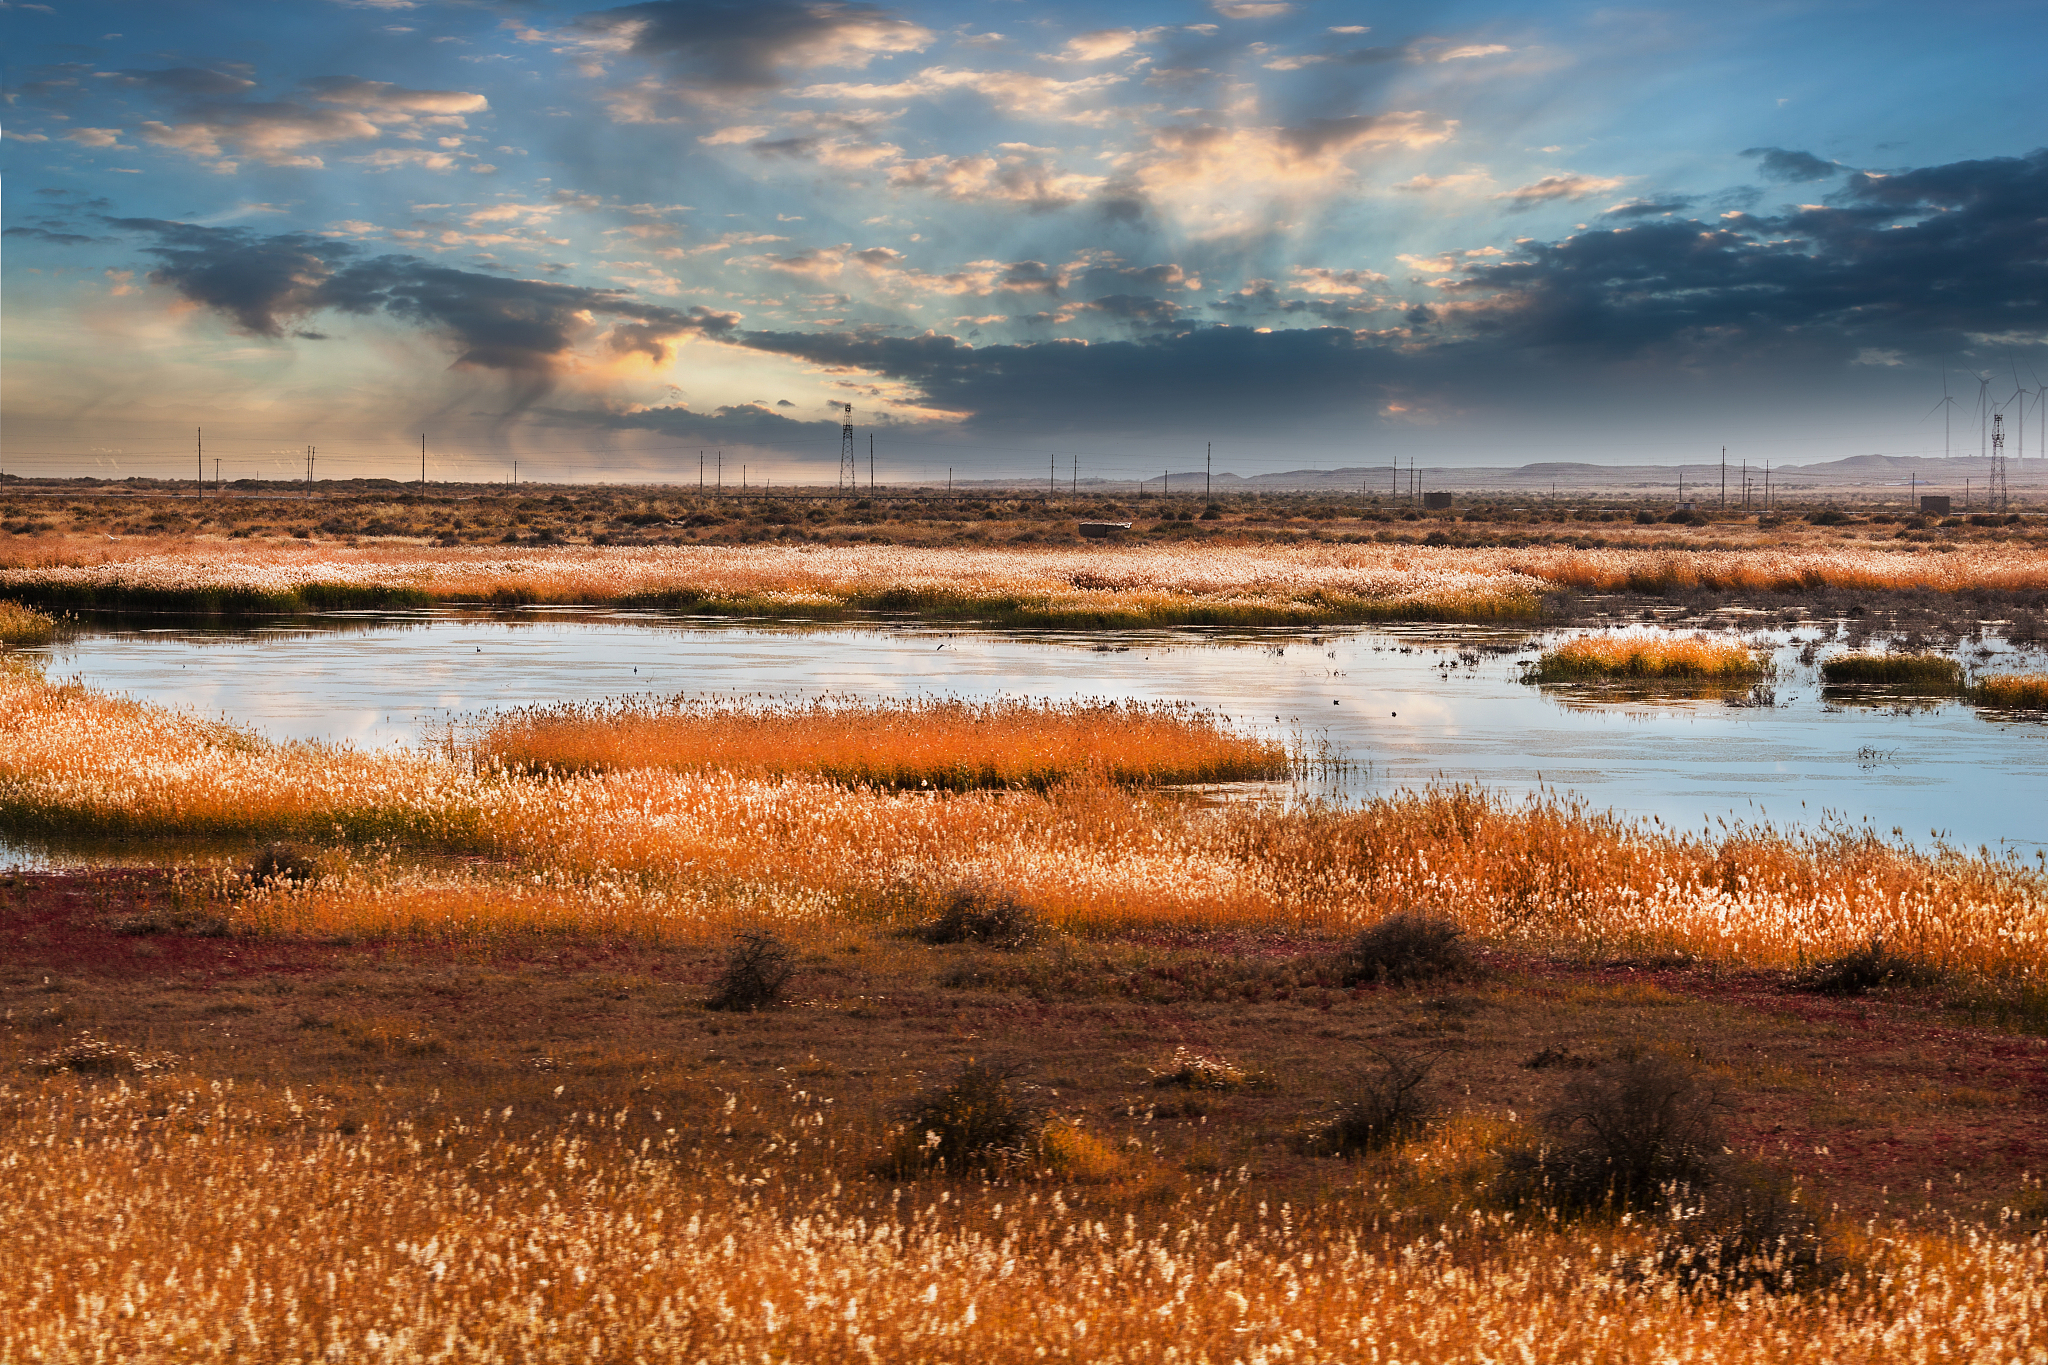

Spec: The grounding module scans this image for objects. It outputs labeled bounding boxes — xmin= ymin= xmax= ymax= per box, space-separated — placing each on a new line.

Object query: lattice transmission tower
xmin=838 ymin=404 xmax=857 ymax=493
xmin=1990 ymin=412 xmax=2008 ymax=512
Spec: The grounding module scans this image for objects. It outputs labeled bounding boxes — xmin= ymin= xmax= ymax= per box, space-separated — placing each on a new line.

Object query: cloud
xmin=102 ymin=219 xmax=739 ymax=383
xmin=796 ymin=66 xmax=1124 ymax=121
xmin=63 ymin=128 xmax=127 ymax=147
xmin=1434 ymin=44 xmax=1510 ymax=61
xmin=1393 ymin=171 xmax=1491 ymax=193
xmin=1212 ymin=2 xmax=1293 ymax=17
xmin=568 ymin=0 xmax=931 ymax=90
xmin=1741 ymin=146 xmax=1840 ymax=183
xmin=1291 ymin=265 xmax=1388 ymax=295
xmin=102 ymin=69 xmax=488 ymax=171
xmin=1601 ymin=197 xmax=1696 ymax=218
xmin=1058 ymin=28 xmax=1143 ymax=61
xmin=886 ymin=149 xmax=1106 ymax=209
xmin=1495 ymin=172 xmax=1629 ymax=207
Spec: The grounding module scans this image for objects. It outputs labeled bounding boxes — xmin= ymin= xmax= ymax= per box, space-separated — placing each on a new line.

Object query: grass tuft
xmin=1530 ymin=635 xmax=1765 ymax=683
xmin=1500 ymin=1053 xmax=1724 ymax=1212
xmin=912 ymin=882 xmax=1044 ymax=947
xmin=0 ymin=599 xmax=58 ymax=645
xmin=879 ymin=1060 xmax=1042 ymax=1176
xmin=1819 ymin=652 xmax=1965 ymax=689
xmin=1976 ymin=673 xmax=2048 ymax=708
xmin=1795 ymin=938 xmax=1942 ymax=996
xmin=1300 ymin=1050 xmax=1438 ymax=1155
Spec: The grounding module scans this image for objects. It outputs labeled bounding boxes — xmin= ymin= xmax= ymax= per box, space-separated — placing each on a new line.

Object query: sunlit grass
xmin=6 ymin=673 xmax=2047 ymax=982
xmin=1529 ymin=634 xmax=1766 ymax=683
xmin=1975 ymin=673 xmax=2048 ymax=709
xmin=0 ymin=598 xmax=56 ymax=645
xmin=13 ymin=539 xmax=2048 ymax=627
xmin=1820 ymin=652 xmax=1966 ymax=690
xmin=1 ymin=1069 xmax=2041 ymax=1363
xmin=475 ymin=695 xmax=1289 ymax=791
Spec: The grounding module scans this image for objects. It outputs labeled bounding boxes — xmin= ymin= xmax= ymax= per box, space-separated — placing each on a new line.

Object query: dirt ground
xmin=6 ymin=870 xmax=2042 ymax=1224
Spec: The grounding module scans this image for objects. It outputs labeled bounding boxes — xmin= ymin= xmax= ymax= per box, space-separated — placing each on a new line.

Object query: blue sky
xmin=4 ymin=0 xmax=2045 ymax=484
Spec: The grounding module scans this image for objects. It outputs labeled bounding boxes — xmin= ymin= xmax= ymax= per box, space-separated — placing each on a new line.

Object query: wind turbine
xmin=1925 ymin=360 xmax=1958 ymax=459
xmin=1975 ymin=372 xmax=1993 ymax=461
xmin=2009 ymin=362 xmax=2028 ymax=462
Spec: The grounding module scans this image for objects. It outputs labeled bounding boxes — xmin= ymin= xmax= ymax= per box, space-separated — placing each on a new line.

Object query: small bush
xmin=706 ymin=931 xmax=795 ymax=1011
xmin=1795 ymin=938 xmax=1941 ymax=996
xmin=250 ymin=842 xmax=321 ymax=887
xmin=879 ymin=1060 xmax=1042 ymax=1176
xmin=1342 ymin=913 xmax=1472 ymax=985
xmin=0 ymin=599 xmax=59 ymax=646
xmin=913 ymin=882 xmax=1042 ymax=947
xmin=1654 ymin=1169 xmax=1838 ymax=1294
xmin=1500 ymin=1053 xmax=1724 ymax=1211
xmin=1300 ymin=1051 xmax=1436 ymax=1156
xmin=1819 ymin=652 xmax=1964 ymax=690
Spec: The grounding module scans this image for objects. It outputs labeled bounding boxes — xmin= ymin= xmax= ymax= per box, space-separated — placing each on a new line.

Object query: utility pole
xmin=1741 ymin=459 xmax=1748 ymax=511
xmin=869 ymin=433 xmax=875 ymax=490
xmin=1720 ymin=446 xmax=1726 ymax=508
xmin=1072 ymin=453 xmax=1078 ymax=494
xmin=196 ymin=427 xmax=204 ymax=499
xmin=1206 ymin=442 xmax=1212 ymax=503
xmin=1163 ymin=467 xmax=1169 ymax=499
xmin=947 ymin=467 xmax=952 ymax=494
xmin=716 ymin=449 xmax=723 ymax=492
xmin=214 ymin=458 xmax=220 ymax=494
xmin=1049 ymin=453 xmax=1055 ymax=500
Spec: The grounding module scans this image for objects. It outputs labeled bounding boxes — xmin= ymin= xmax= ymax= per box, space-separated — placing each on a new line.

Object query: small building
xmin=1919 ymin=495 xmax=1951 ymax=515
xmin=1077 ymin=521 xmax=1132 ymax=539
xmin=1423 ymin=491 xmax=1453 ymax=510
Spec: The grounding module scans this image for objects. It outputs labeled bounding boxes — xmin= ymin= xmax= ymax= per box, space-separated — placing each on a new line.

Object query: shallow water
xmin=9 ymin=609 xmax=2048 ymax=862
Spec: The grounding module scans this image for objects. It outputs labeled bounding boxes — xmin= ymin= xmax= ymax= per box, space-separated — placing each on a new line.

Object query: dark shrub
xmin=1795 ymin=938 xmax=1940 ymax=996
xmin=1501 ymin=1053 xmax=1724 ymax=1211
xmin=250 ymin=842 xmax=320 ymax=887
xmin=1301 ymin=1051 xmax=1437 ymax=1155
xmin=879 ymin=1060 xmax=1041 ymax=1175
xmin=706 ymin=931 xmax=795 ymax=1011
xmin=1654 ymin=1167 xmax=1838 ymax=1294
xmin=1341 ymin=913 xmax=1472 ymax=985
xmin=914 ymin=882 xmax=1042 ymax=947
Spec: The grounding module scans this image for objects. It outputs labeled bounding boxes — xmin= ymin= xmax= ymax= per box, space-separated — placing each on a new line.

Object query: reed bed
xmin=1530 ymin=635 xmax=1765 ymax=683
xmin=475 ymin=696 xmax=1289 ymax=790
xmin=10 ymin=540 xmax=2048 ymax=625
xmin=6 ymin=673 xmax=2047 ymax=980
xmin=2 ymin=1072 xmax=2042 ymax=1364
xmin=1820 ymin=653 xmax=1966 ymax=690
xmin=1975 ymin=673 xmax=2048 ymax=709
xmin=0 ymin=598 xmax=57 ymax=645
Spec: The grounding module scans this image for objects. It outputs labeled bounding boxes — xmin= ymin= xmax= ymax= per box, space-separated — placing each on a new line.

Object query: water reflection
xmin=9 ymin=610 xmax=2048 ymax=859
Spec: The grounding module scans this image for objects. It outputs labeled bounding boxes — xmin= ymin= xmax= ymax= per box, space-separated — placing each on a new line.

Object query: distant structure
xmin=838 ymin=404 xmax=856 ymax=494
xmin=1077 ymin=521 xmax=1131 ymax=539
xmin=1920 ymin=495 xmax=1952 ymax=515
xmin=1990 ymin=413 xmax=2009 ymax=511
xmin=1423 ymin=491 xmax=1453 ymax=510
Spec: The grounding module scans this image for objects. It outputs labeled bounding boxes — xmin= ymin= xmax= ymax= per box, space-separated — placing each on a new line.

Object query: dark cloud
xmin=1741 ymin=147 xmax=1840 ymax=183
xmin=572 ymin=0 xmax=928 ymax=90
xmin=102 ymin=219 xmax=738 ymax=379
xmin=3 ymin=226 xmax=105 ymax=245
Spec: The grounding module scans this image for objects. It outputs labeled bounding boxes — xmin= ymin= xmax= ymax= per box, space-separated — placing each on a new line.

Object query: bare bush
xmin=1300 ymin=1051 xmax=1437 ymax=1156
xmin=250 ymin=842 xmax=321 ymax=887
xmin=1341 ymin=913 xmax=1473 ymax=985
xmin=1501 ymin=1052 xmax=1724 ymax=1211
xmin=1795 ymin=938 xmax=1941 ymax=996
xmin=1653 ymin=1168 xmax=1840 ymax=1294
xmin=878 ymin=1060 xmax=1042 ymax=1176
xmin=913 ymin=882 xmax=1042 ymax=948
xmin=706 ymin=931 xmax=795 ymax=1012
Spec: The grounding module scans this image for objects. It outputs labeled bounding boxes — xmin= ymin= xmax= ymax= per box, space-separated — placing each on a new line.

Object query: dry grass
xmin=11 ymin=538 xmax=2048 ymax=625
xmin=0 ymin=598 xmax=56 ymax=645
xmin=1977 ymin=673 xmax=2048 ymax=709
xmin=0 ymin=1068 xmax=2042 ymax=1362
xmin=476 ymin=695 xmax=1289 ymax=790
xmin=1531 ymin=635 xmax=1766 ymax=683
xmin=1820 ymin=653 xmax=1966 ymax=690
xmin=5 ymin=672 xmax=2047 ymax=984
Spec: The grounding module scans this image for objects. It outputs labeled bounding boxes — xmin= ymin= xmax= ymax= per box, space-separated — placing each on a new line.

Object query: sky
xmin=3 ymin=0 xmax=2046 ymax=486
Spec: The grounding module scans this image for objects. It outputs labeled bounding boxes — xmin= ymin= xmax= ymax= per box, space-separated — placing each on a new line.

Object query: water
xmin=9 ymin=609 xmax=2048 ymax=861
